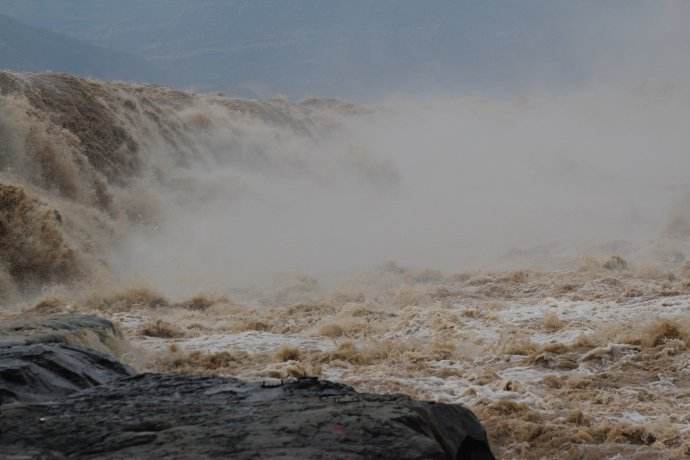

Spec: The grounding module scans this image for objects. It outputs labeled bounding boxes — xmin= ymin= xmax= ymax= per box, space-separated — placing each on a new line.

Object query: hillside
xmin=0 ymin=13 xmax=163 ymax=83
xmin=0 ymin=1 xmax=588 ymax=97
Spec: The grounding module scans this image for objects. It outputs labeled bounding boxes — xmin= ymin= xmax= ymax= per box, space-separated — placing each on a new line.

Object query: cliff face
xmin=0 ymin=71 xmax=379 ymax=298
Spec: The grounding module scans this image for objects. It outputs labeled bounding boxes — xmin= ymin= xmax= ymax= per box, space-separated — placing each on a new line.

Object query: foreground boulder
xmin=0 ymin=314 xmax=127 ymax=352
xmin=0 ymin=342 xmax=134 ymax=404
xmin=1 ymin=374 xmax=494 ymax=459
xmin=0 ymin=315 xmax=494 ymax=459
xmin=0 ymin=315 xmax=134 ymax=404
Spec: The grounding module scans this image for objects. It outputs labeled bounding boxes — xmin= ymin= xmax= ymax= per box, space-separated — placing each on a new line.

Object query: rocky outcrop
xmin=0 ymin=315 xmax=134 ymax=404
xmin=0 ymin=316 xmax=493 ymax=460
xmin=0 ymin=315 xmax=494 ymax=459
xmin=0 ymin=374 xmax=494 ymax=459
xmin=0 ymin=314 xmax=128 ymax=352
xmin=0 ymin=342 xmax=134 ymax=404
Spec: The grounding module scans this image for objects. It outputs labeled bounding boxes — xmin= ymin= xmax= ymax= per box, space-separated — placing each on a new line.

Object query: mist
xmin=2 ymin=1 xmax=690 ymax=300
xmin=87 ymin=0 xmax=690 ymax=297
xmin=104 ymin=84 xmax=689 ymax=298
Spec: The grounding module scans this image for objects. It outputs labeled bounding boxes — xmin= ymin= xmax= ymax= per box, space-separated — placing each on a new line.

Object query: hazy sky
xmin=2 ymin=1 xmax=688 ymax=97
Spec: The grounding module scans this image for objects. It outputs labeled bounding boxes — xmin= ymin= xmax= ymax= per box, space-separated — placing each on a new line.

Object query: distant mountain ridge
xmin=0 ymin=1 xmax=594 ymax=98
xmin=0 ymin=13 xmax=163 ymax=83
xmin=0 ymin=1 xmax=663 ymax=98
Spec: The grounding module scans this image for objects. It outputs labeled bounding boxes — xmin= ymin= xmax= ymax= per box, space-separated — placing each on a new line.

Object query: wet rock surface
xmin=0 ymin=342 xmax=134 ymax=405
xmin=0 ymin=374 xmax=494 ymax=459
xmin=0 ymin=314 xmax=124 ymax=348
xmin=0 ymin=315 xmax=494 ymax=459
xmin=0 ymin=315 xmax=134 ymax=404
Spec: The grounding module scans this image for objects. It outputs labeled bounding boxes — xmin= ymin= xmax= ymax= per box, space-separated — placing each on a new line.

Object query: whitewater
xmin=2 ymin=70 xmax=690 ymax=458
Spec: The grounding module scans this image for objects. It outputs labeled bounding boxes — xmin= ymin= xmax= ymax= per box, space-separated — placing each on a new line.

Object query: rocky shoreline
xmin=0 ymin=315 xmax=494 ymax=459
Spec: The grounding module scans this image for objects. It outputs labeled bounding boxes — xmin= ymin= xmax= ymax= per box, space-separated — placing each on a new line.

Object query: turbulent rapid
xmin=0 ymin=70 xmax=395 ymax=299
xmin=2 ymin=71 xmax=690 ymax=458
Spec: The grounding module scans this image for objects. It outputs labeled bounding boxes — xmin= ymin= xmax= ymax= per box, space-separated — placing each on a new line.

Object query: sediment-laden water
xmin=2 ymin=71 xmax=690 ymax=458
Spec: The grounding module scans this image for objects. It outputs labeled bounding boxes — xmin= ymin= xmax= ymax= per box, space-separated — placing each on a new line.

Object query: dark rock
xmin=0 ymin=315 xmax=494 ymax=459
xmin=0 ymin=342 xmax=134 ymax=404
xmin=0 ymin=374 xmax=494 ymax=459
xmin=0 ymin=314 xmax=123 ymax=348
xmin=0 ymin=315 xmax=134 ymax=404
